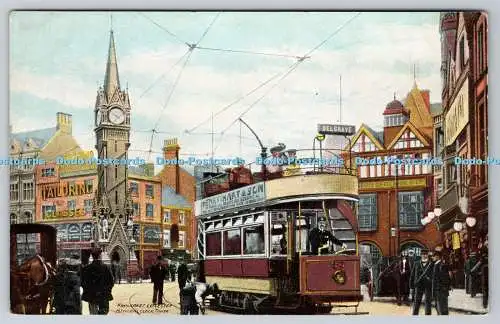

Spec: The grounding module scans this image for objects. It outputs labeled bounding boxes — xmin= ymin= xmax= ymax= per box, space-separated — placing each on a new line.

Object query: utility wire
xmin=138 ymin=12 xmax=189 ymax=45
xmin=212 ymin=12 xmax=362 ymax=154
xmin=146 ymin=13 xmax=220 ymax=160
xmin=135 ymin=50 xmax=191 ymax=100
xmin=195 ymin=46 xmax=301 ymax=59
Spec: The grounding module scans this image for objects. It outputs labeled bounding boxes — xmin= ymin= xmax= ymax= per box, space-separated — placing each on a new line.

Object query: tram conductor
xmin=309 ymin=217 xmax=347 ymax=255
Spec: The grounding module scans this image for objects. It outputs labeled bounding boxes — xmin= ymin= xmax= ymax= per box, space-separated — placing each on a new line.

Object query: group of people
xmin=53 ymin=248 xmax=115 ymax=315
xmin=149 ymin=255 xmax=216 ymax=315
xmin=408 ymin=248 xmax=451 ymax=315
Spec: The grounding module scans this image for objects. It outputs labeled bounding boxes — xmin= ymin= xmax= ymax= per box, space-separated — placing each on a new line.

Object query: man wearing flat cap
xmin=409 ymin=249 xmax=433 ymax=315
xmin=309 ymin=217 xmax=347 ymax=255
xmin=431 ymin=249 xmax=451 ymax=315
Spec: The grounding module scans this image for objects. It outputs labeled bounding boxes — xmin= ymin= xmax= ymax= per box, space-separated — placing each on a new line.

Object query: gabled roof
xmin=162 ymin=185 xmax=191 ymax=208
xmin=11 ymin=127 xmax=57 ymax=151
xmin=386 ymin=122 xmax=431 ymax=150
xmin=348 ymin=123 xmax=385 ymax=150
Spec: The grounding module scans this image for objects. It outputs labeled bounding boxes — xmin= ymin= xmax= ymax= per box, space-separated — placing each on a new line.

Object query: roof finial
xmin=413 ymin=63 xmax=418 ymax=88
xmin=394 ymin=92 xmax=396 ymax=100
xmin=110 ymin=13 xmax=113 ymax=32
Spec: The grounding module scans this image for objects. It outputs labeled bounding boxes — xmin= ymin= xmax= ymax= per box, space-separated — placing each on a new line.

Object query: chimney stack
xmin=56 ymin=112 xmax=73 ymax=134
xmin=163 ymin=138 xmax=181 ymax=194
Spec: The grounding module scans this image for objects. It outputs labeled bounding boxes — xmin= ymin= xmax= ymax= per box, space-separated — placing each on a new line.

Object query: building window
xmin=360 ymin=243 xmax=382 ymax=268
xmin=133 ymin=203 xmax=140 ymax=217
xmin=114 ymin=140 xmax=117 ymax=152
xmin=358 ymin=194 xmax=377 ymax=230
xmin=179 ymin=211 xmax=185 ymax=225
xmin=223 ymin=229 xmax=241 ymax=255
xmin=206 ymin=232 xmax=222 ymax=256
xmin=41 ymin=167 xmax=55 ymax=177
xmin=398 ymin=191 xmax=424 ymax=228
xmin=10 ymin=213 xmax=17 ymax=224
xmin=163 ymin=229 xmax=171 ymax=248
xmin=84 ymin=199 xmax=93 ymax=213
xmin=163 ymin=210 xmax=171 ymax=223
xmin=146 ymin=203 xmax=154 ymax=217
xmin=42 ymin=205 xmax=56 ymax=218
xmin=85 ymin=179 xmax=93 ymax=193
xmin=243 ymin=225 xmax=265 ymax=255
xmin=115 ymin=165 xmax=118 ymax=179
xmin=115 ymin=191 xmax=118 ymax=205
xmin=459 ymin=37 xmax=465 ymax=68
xmin=22 ymin=182 xmax=33 ymax=201
xmin=145 ymin=184 xmax=154 ymax=198
xmin=10 ymin=183 xmax=19 ymax=201
xmin=67 ymin=200 xmax=76 ymax=211
xmin=130 ymin=182 xmax=139 ymax=196
xmin=179 ymin=231 xmax=185 ymax=248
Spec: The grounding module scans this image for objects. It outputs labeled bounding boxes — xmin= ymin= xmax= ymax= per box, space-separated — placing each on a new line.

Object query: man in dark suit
xmin=309 ymin=217 xmax=346 ymax=255
xmin=409 ymin=249 xmax=433 ymax=315
xmin=81 ymin=248 xmax=114 ymax=315
xmin=149 ymin=256 xmax=167 ymax=304
xmin=432 ymin=249 xmax=451 ymax=315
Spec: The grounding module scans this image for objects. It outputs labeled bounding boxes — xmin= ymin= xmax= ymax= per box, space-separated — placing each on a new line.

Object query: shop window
xmin=243 ymin=225 xmax=265 ymax=255
xmin=223 ymin=229 xmax=241 ymax=255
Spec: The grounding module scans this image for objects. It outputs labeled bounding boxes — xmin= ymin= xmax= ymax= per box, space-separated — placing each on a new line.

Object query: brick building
xmin=158 ymin=138 xmax=196 ymax=259
xmin=436 ymin=12 xmax=488 ymax=271
xmin=351 ymin=85 xmax=442 ymax=265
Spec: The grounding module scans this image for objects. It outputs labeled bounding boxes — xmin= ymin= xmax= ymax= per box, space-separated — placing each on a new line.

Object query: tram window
xmin=223 ymin=229 xmax=241 ymax=255
xmin=243 ymin=225 xmax=265 ymax=255
xmin=206 ymin=232 xmax=222 ymax=256
xmin=271 ymin=224 xmax=287 ymax=255
xmin=254 ymin=214 xmax=265 ymax=223
xmin=243 ymin=216 xmax=254 ymax=225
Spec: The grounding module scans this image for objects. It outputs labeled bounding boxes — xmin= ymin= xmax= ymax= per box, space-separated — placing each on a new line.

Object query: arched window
xmin=10 ymin=213 xmax=17 ymax=224
xmin=22 ymin=211 xmax=32 ymax=224
xmin=401 ymin=241 xmax=425 ymax=257
xmin=359 ymin=242 xmax=382 ymax=268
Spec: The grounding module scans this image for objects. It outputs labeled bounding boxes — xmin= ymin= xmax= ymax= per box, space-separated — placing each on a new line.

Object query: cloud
xmin=10 ymin=17 xmax=442 ymax=173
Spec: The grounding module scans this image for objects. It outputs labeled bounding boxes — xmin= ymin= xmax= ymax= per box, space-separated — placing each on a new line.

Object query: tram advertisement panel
xmin=196 ymin=182 xmax=266 ymax=215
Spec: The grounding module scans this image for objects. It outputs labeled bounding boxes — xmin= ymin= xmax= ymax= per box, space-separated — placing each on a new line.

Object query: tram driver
xmin=309 ymin=217 xmax=347 ymax=255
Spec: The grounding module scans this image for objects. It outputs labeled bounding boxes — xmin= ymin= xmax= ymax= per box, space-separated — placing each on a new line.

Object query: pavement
xmin=367 ymin=286 xmax=488 ymax=315
xmin=78 ymin=281 xmax=466 ymax=315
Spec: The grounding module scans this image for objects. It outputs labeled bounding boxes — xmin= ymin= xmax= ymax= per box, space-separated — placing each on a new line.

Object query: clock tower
xmin=94 ymin=29 xmax=131 ymax=213
xmin=93 ymin=29 xmax=137 ymax=274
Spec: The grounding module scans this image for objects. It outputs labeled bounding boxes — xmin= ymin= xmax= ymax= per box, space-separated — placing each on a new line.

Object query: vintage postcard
xmin=9 ymin=11 xmax=488 ymax=315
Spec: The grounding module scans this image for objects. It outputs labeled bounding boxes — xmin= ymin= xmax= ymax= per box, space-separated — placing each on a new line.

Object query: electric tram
xmin=195 ymin=160 xmax=363 ymax=314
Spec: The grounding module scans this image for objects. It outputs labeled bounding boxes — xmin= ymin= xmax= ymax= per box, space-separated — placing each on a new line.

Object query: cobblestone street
xmin=81 ymin=282 xmax=461 ymax=316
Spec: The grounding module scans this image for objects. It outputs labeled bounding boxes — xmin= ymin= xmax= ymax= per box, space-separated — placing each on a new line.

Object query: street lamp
xmin=434 ymin=207 xmax=442 ymax=217
xmin=466 ymin=216 xmax=477 ymax=228
xmin=315 ymin=133 xmax=325 ymax=172
xmin=453 ymin=221 xmax=463 ymax=232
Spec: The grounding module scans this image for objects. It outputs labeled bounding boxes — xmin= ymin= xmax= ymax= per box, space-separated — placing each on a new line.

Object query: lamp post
xmin=315 ymin=133 xmax=325 ymax=172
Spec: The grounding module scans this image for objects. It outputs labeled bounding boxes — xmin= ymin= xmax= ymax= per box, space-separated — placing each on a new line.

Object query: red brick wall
xmin=358 ymin=189 xmax=441 ymax=256
xmin=159 ymin=144 xmax=196 ymax=255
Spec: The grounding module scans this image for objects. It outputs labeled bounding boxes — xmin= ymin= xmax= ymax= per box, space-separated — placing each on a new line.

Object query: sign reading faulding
xmin=445 ymin=79 xmax=469 ymax=146
xmin=41 ymin=181 xmax=93 ymax=200
xmin=196 ymin=182 xmax=266 ymax=216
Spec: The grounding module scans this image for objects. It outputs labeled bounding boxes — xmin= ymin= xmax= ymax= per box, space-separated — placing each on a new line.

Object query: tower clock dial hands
xmin=108 ymin=107 xmax=125 ymax=124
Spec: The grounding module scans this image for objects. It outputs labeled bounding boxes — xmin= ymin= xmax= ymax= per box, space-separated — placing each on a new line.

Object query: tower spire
xmin=104 ymin=28 xmax=121 ymax=100
xmin=413 ymin=63 xmax=418 ymax=88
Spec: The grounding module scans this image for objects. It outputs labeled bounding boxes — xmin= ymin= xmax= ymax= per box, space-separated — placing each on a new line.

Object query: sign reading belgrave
xmin=196 ymin=182 xmax=266 ymax=216
xmin=317 ymin=124 xmax=356 ymax=136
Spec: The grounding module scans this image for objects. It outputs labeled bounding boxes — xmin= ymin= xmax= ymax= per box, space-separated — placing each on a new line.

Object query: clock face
xmin=108 ymin=107 xmax=125 ymax=124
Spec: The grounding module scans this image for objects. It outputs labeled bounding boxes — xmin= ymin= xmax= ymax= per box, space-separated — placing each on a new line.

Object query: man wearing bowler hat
xmin=409 ymin=249 xmax=433 ymax=315
xmin=432 ymin=249 xmax=451 ymax=315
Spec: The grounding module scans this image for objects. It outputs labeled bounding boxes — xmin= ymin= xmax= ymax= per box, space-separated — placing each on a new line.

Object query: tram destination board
xmin=196 ymin=182 xmax=266 ymax=216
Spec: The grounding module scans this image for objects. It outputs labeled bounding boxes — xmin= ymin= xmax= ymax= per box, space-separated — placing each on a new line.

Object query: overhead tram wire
xmin=146 ymin=13 xmax=221 ymax=160
xmin=137 ymin=12 xmax=189 ymax=45
xmin=212 ymin=12 xmax=363 ymax=154
xmin=135 ymin=50 xmax=191 ymax=101
xmin=185 ymin=62 xmax=300 ymax=134
xmin=194 ymin=46 xmax=303 ymax=59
